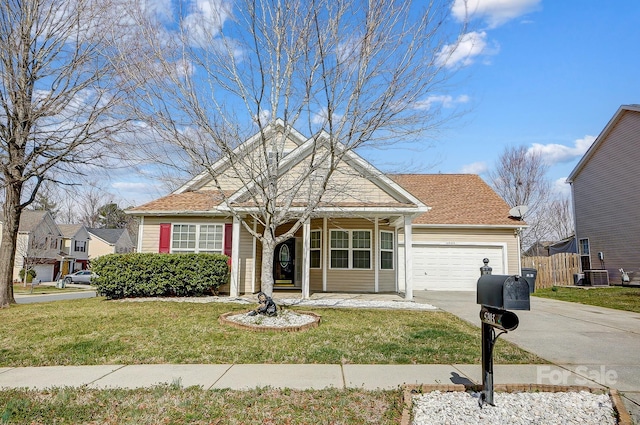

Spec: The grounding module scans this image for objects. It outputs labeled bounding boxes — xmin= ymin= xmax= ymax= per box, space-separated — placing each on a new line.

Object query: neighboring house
xmin=10 ymin=210 xmax=66 ymax=282
xmin=58 ymin=224 xmax=91 ymax=273
xmin=523 ymin=241 xmax=553 ymax=257
xmin=567 ymin=104 xmax=640 ymax=284
xmin=128 ymin=122 xmax=524 ymax=298
xmin=86 ymin=228 xmax=135 ymax=259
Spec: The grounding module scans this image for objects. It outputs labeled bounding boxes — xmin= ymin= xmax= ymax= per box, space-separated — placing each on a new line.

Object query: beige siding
xmin=140 ymin=216 xmax=231 ymax=253
xmin=88 ymin=238 xmax=115 ymax=259
xmin=400 ymin=227 xmax=520 ymax=275
xmin=572 ymin=110 xmax=640 ymax=280
xmin=238 ymin=223 xmax=254 ymax=293
xmin=278 ymin=158 xmax=401 ymax=206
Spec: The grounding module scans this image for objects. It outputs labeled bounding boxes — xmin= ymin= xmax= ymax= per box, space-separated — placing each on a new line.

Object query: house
xmin=58 ymin=224 xmax=91 ymax=273
xmin=86 ymin=228 xmax=135 ymax=258
xmin=10 ymin=210 xmax=67 ymax=282
xmin=128 ymin=121 xmax=524 ymax=298
xmin=567 ymin=104 xmax=640 ymax=284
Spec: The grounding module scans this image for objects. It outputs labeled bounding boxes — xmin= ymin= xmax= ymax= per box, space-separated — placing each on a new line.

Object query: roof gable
xmin=567 ymin=104 xmax=640 ymax=182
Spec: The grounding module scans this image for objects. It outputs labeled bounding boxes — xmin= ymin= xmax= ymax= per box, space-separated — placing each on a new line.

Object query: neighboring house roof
xmin=390 ymin=174 xmax=523 ymax=227
xmin=58 ymin=224 xmax=84 ymax=238
xmin=567 ymin=104 xmax=640 ymax=182
xmin=16 ymin=210 xmax=51 ymax=232
xmin=87 ymin=228 xmax=129 ymax=245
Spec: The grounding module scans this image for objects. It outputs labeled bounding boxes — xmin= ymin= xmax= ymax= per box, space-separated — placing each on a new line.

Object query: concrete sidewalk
xmin=0 ymin=364 xmax=606 ymax=391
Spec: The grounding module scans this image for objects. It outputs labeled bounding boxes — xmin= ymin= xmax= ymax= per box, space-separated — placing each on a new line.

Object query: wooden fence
xmin=521 ymin=253 xmax=581 ymax=289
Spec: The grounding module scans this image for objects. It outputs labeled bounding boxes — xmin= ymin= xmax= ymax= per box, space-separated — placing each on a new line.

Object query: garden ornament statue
xmin=248 ymin=291 xmax=277 ymax=317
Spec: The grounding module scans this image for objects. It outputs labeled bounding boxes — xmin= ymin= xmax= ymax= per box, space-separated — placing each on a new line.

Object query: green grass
xmin=0 ymin=298 xmax=542 ymax=366
xmin=0 ymin=386 xmax=403 ymax=424
xmin=534 ymin=286 xmax=640 ymax=313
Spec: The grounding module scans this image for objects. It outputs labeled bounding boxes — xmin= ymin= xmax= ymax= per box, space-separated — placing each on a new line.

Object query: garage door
xmin=400 ymin=245 xmax=505 ymax=291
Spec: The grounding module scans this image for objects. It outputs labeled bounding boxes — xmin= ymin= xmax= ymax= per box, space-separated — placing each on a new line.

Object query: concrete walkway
xmin=0 ymin=363 xmax=598 ymax=391
xmin=416 ymin=290 xmax=640 ymax=423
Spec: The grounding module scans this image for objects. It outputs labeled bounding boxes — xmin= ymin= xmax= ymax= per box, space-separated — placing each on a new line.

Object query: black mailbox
xmin=477 ymin=274 xmax=530 ymax=311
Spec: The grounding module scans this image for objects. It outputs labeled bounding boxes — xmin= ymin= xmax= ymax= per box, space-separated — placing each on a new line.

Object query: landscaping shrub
xmin=91 ymin=253 xmax=229 ymax=299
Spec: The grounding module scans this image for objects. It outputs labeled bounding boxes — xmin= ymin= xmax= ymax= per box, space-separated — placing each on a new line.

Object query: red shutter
xmin=159 ymin=223 xmax=171 ymax=253
xmin=224 ymin=223 xmax=233 ymax=257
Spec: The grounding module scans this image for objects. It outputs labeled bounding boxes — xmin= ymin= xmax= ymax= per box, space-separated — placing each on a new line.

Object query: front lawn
xmin=0 ymin=298 xmax=542 ymax=366
xmin=534 ymin=286 xmax=640 ymax=313
xmin=0 ymin=386 xmax=403 ymax=424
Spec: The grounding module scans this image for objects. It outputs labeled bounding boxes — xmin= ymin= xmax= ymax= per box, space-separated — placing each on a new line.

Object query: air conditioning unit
xmin=584 ymin=270 xmax=609 ymax=286
xmin=573 ymin=273 xmax=585 ymax=286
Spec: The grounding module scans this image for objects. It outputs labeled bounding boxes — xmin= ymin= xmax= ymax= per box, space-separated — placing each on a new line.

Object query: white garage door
xmin=400 ymin=245 xmax=505 ymax=291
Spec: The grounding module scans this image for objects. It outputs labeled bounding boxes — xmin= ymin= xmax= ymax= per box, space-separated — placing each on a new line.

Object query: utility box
xmin=477 ymin=274 xmax=530 ymax=311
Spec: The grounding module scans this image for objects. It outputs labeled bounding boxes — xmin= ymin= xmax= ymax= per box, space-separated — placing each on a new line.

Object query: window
xmin=310 ymin=230 xmax=321 ymax=269
xmin=380 ymin=231 xmax=394 ymax=270
xmin=172 ymin=224 xmax=223 ymax=253
xmin=330 ymin=230 xmax=371 ymax=269
xmin=74 ymin=240 xmax=86 ymax=252
xmin=579 ymin=238 xmax=590 ymax=255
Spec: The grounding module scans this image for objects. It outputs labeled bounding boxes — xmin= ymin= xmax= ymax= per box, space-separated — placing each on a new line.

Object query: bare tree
xmin=0 ymin=0 xmax=136 ymax=307
xmin=538 ymin=193 xmax=574 ymax=241
xmin=488 ymin=145 xmax=551 ymax=251
xmin=123 ymin=0 xmax=468 ymax=295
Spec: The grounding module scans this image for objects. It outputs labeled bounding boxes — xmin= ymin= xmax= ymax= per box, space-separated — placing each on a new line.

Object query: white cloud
xmin=311 ymin=108 xmax=343 ymax=125
xmin=553 ymin=177 xmax=571 ymax=197
xmin=451 ymin=0 xmax=541 ymax=28
xmin=184 ymin=0 xmax=232 ymax=46
xmin=528 ymin=135 xmax=595 ymax=165
xmin=414 ymin=94 xmax=470 ymax=110
xmin=436 ymin=31 xmax=495 ymax=68
xmin=459 ymin=161 xmax=488 ymax=174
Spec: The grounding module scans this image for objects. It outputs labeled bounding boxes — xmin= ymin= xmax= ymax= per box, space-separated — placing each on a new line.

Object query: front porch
xmin=228 ymin=215 xmax=418 ymax=300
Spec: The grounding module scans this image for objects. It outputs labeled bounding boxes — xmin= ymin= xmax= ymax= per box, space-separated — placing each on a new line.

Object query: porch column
xmin=403 ymin=216 xmax=413 ymax=300
xmin=302 ymin=219 xmax=311 ymax=299
xmin=230 ymin=216 xmax=241 ymax=297
xmin=322 ymin=217 xmax=328 ymax=291
xmin=374 ymin=217 xmax=379 ymax=292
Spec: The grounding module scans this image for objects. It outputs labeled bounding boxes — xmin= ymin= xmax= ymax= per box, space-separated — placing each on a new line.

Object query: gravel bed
xmin=412 ymin=391 xmax=616 ymax=425
xmin=223 ymin=310 xmax=318 ymax=328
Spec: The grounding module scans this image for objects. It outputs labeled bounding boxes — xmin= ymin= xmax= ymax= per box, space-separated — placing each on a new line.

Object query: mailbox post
xmin=477 ymin=270 xmax=530 ymax=406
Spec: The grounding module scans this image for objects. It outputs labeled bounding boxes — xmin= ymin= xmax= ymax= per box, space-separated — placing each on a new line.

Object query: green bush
xmin=91 ymin=253 xmax=229 ymax=300
xmin=19 ymin=268 xmax=37 ymax=283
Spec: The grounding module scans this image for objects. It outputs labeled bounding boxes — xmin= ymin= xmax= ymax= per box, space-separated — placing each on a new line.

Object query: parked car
xmin=63 ymin=270 xmax=97 ymax=284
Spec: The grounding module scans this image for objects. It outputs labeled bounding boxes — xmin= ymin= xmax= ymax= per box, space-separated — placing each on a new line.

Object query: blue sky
xmin=111 ymin=0 xmax=640 ymax=206
xmin=362 ymin=0 xmax=640 ymax=196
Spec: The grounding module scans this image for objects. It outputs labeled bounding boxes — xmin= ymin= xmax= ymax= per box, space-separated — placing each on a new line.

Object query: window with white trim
xmin=330 ymin=230 xmax=371 ymax=269
xmin=172 ymin=224 xmax=223 ymax=253
xmin=380 ymin=231 xmax=394 ymax=270
xmin=310 ymin=230 xmax=321 ymax=269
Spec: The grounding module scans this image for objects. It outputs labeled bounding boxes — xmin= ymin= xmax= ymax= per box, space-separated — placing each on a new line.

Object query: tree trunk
xmin=260 ymin=234 xmax=276 ymax=297
xmin=0 ymin=184 xmax=24 ymax=308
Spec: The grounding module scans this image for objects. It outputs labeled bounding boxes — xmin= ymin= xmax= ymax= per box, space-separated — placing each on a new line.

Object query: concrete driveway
xmin=415 ymin=290 xmax=640 ymax=422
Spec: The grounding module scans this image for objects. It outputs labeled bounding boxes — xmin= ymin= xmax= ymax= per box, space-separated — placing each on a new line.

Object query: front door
xmin=274 ymin=239 xmax=295 ymax=286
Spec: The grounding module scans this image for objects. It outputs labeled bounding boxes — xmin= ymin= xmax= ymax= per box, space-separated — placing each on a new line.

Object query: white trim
xmin=410 ymin=224 xmax=526 ymax=230
xmin=170 ymin=223 xmax=224 ymax=254
xmin=251 ymin=218 xmax=257 ymax=293
xmin=230 ymin=217 xmax=241 ymax=297
xmin=322 ymin=217 xmax=328 ymax=291
xmin=328 ymin=229 xmax=373 ymax=270
xmin=374 ymin=217 xmax=379 ymax=292
xmin=380 ymin=230 xmax=395 ymax=271
xmin=302 ymin=219 xmax=311 ymax=299
xmin=309 ymin=229 xmax=322 ymax=269
xmin=403 ymin=216 xmax=413 ymax=300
